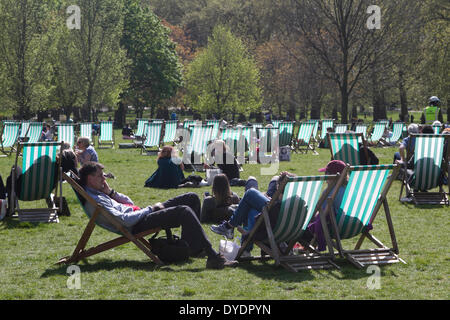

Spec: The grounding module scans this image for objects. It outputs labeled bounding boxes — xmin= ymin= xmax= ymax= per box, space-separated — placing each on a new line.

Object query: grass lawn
xmin=0 ymin=130 xmax=448 ymax=300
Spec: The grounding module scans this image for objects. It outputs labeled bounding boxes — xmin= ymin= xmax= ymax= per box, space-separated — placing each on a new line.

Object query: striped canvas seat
xmin=98 ymin=121 xmax=114 ymax=148
xmin=335 ymin=124 xmax=348 ymax=133
xmin=326 ymin=164 xmax=404 ymax=268
xmin=19 ymin=121 xmax=30 ymax=140
xmin=237 ymin=175 xmax=339 ymax=272
xmin=400 ymin=134 xmax=449 ymax=205
xmin=355 ymin=124 xmax=368 ymax=142
xmin=183 ymin=120 xmax=198 ymax=129
xmin=206 ymin=120 xmax=220 ymax=140
xmin=1 ymin=121 xmax=20 ymax=156
xmin=387 ymin=122 xmax=404 ymax=145
xmin=328 ymin=133 xmax=364 ymax=165
xmin=135 ymin=119 xmax=148 ymax=138
xmin=162 ymin=120 xmax=178 ymax=143
xmin=294 ymin=121 xmax=317 ymax=154
xmin=10 ymin=142 xmax=64 ymax=223
xmin=221 ymin=127 xmax=240 ymax=155
xmin=186 ymin=125 xmax=214 ymax=162
xmin=277 ymin=121 xmax=294 ymax=147
xmin=369 ymin=122 xmax=386 ymax=144
xmin=257 ymin=127 xmax=279 ymax=154
xmin=57 ymin=123 xmax=75 ymax=147
xmin=141 ymin=122 xmax=162 ymax=154
xmin=320 ymin=120 xmax=334 ymax=140
xmin=25 ymin=122 xmax=43 ymax=143
xmin=57 ymin=172 xmax=162 ymax=266
xmin=79 ymin=123 xmax=93 ymax=144
xmin=432 ymin=125 xmax=441 ymax=134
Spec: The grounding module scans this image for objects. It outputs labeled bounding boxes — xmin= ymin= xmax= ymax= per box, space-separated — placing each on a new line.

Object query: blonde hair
xmin=77 ymin=137 xmax=91 ymax=148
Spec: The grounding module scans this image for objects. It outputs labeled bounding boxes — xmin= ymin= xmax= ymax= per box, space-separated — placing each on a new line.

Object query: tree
xmin=185 ymin=25 xmax=262 ymax=120
xmin=121 ymin=0 xmax=182 ymax=119
xmin=0 ymin=0 xmax=58 ymax=119
xmin=70 ymin=0 xmax=129 ymax=121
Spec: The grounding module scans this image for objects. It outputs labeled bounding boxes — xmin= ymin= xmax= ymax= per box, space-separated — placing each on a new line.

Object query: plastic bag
xmin=219 ymin=239 xmax=240 ymax=261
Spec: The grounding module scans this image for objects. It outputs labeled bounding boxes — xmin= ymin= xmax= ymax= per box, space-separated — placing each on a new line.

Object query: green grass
xmin=0 ymin=130 xmax=449 ymax=300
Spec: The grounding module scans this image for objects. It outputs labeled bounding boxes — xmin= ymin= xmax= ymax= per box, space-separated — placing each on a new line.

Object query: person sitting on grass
xmin=78 ymin=161 xmax=236 ymax=269
xmin=144 ymin=145 xmax=185 ymax=189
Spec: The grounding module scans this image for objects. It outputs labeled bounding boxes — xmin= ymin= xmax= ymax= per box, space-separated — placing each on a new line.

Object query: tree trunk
xmin=398 ymin=69 xmax=408 ymax=122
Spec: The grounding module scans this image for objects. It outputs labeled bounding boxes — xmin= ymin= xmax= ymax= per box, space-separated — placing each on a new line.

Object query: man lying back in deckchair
xmin=78 ymin=161 xmax=238 ymax=269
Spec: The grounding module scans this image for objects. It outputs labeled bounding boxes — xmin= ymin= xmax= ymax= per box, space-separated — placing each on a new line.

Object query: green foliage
xmin=185 ymin=25 xmax=262 ymax=119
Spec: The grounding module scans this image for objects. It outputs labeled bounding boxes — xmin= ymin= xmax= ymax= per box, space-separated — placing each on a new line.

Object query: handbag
xmin=148 ymin=229 xmax=190 ymax=263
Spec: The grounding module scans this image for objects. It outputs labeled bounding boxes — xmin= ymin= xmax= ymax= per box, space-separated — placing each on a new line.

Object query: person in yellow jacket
xmin=423 ymin=96 xmax=441 ymax=123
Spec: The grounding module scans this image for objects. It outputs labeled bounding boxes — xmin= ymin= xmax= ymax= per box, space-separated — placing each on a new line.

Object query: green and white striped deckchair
xmin=278 ymin=121 xmax=295 ymax=147
xmin=271 ymin=120 xmax=281 ymax=128
xmin=379 ymin=119 xmax=390 ymax=129
xmin=79 ymin=123 xmax=93 ymax=145
xmin=19 ymin=121 xmax=30 ymax=140
xmin=162 ymin=120 xmax=178 ymax=143
xmin=57 ymin=171 xmax=163 ymax=266
xmin=206 ymin=120 xmax=220 ymax=140
xmin=400 ymin=134 xmax=449 ymax=205
xmin=369 ymin=122 xmax=386 ymax=145
xmin=257 ymin=127 xmax=279 ymax=155
xmin=387 ymin=122 xmax=405 ymax=145
xmin=24 ymin=122 xmax=44 ymax=143
xmin=335 ymin=124 xmax=348 ymax=134
xmin=141 ymin=122 xmax=163 ymax=154
xmin=328 ymin=133 xmax=368 ymax=166
xmin=325 ymin=164 xmax=404 ymax=268
xmin=355 ymin=123 xmax=368 ymax=142
xmin=183 ymin=119 xmax=198 ymax=129
xmin=0 ymin=121 xmax=20 ymax=156
xmin=236 ymin=175 xmax=339 ymax=272
xmin=98 ymin=121 xmax=114 ymax=148
xmin=221 ymin=127 xmax=240 ymax=155
xmin=10 ymin=142 xmax=63 ymax=223
xmin=320 ymin=119 xmax=334 ymax=140
xmin=135 ymin=119 xmax=148 ymax=138
xmin=57 ymin=123 xmax=75 ymax=147
xmin=309 ymin=119 xmax=320 ymax=141
xmin=295 ymin=121 xmax=317 ymax=154
xmin=186 ymin=124 xmax=214 ymax=164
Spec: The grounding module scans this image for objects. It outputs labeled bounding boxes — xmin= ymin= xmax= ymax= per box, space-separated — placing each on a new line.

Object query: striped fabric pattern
xmin=19 ymin=122 xmax=30 ymax=138
xmin=1 ymin=122 xmax=20 ymax=148
xmin=79 ymin=123 xmax=93 ymax=141
xmin=135 ymin=119 xmax=148 ymax=137
xmin=336 ymin=165 xmax=392 ymax=239
xmin=221 ymin=127 xmax=240 ymax=154
xmin=57 ymin=124 xmax=75 ymax=147
xmin=273 ymin=176 xmax=326 ymax=243
xmin=296 ymin=122 xmax=315 ymax=146
xmin=99 ymin=121 xmax=113 ymax=142
xmin=162 ymin=120 xmax=178 ymax=143
xmin=206 ymin=120 xmax=220 ymax=140
xmin=183 ymin=120 xmax=197 ymax=129
xmin=20 ymin=142 xmax=59 ymax=201
xmin=413 ymin=134 xmax=445 ymax=191
xmin=355 ymin=124 xmax=368 ymax=140
xmin=187 ymin=125 xmax=214 ymax=155
xmin=257 ymin=127 xmax=279 ymax=153
xmin=335 ymin=124 xmax=348 ymax=133
xmin=26 ymin=122 xmax=43 ymax=143
xmin=370 ymin=122 xmax=385 ymax=142
xmin=320 ymin=120 xmax=334 ymax=139
xmin=432 ymin=125 xmax=440 ymax=134
xmin=329 ymin=133 xmax=361 ymax=165
xmin=143 ymin=122 xmax=162 ymax=148
xmin=278 ymin=122 xmax=294 ymax=146
xmin=388 ymin=122 xmax=404 ymax=144
xmin=309 ymin=120 xmax=319 ymax=139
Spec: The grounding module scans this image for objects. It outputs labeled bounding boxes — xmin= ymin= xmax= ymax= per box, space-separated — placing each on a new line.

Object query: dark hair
xmin=421 ymin=125 xmax=434 ymax=134
xmin=212 ymin=174 xmax=232 ymax=206
xmin=78 ymin=162 xmax=104 ymax=186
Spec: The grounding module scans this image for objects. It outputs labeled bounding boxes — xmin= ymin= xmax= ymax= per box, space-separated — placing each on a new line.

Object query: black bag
xmin=148 ymin=229 xmax=190 ymax=264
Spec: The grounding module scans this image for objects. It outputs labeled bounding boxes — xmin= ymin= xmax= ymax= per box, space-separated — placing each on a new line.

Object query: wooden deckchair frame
xmin=235 ymin=175 xmax=341 ymax=272
xmin=325 ymin=165 xmax=405 ymax=268
xmin=57 ymin=172 xmax=162 ymax=265
xmin=399 ymin=134 xmax=449 ymax=205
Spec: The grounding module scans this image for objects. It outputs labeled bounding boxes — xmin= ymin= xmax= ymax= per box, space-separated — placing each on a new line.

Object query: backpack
xmin=148 ymin=229 xmax=190 ymax=264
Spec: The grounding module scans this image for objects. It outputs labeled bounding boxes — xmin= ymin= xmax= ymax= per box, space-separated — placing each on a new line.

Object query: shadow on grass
xmin=41 ymin=258 xmax=209 ymax=278
xmin=0 ymin=217 xmax=43 ymax=229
